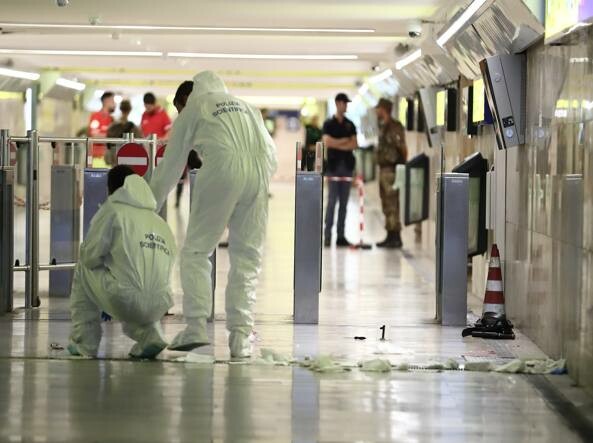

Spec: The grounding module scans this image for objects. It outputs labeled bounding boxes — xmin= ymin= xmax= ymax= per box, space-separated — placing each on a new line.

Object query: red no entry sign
xmin=117 ymin=142 xmax=149 ymax=176
xmin=155 ymin=144 xmax=166 ymax=167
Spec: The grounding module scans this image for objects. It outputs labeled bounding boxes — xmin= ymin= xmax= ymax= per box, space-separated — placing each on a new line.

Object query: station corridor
xmin=0 ymin=182 xmax=589 ymax=442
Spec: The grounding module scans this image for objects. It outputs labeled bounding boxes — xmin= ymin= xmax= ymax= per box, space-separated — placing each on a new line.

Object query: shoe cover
xmin=129 ymin=328 xmax=168 ymax=359
xmin=229 ymin=331 xmax=253 ymax=359
xmin=67 ymin=341 xmax=97 ymax=358
xmin=168 ymin=319 xmax=210 ymax=352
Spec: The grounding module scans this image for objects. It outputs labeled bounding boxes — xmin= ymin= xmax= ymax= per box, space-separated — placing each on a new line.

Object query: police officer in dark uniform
xmin=322 ymin=93 xmax=358 ymax=247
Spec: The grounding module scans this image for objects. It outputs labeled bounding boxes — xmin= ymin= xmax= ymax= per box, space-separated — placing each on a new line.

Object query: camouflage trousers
xmin=379 ymin=167 xmax=401 ymax=232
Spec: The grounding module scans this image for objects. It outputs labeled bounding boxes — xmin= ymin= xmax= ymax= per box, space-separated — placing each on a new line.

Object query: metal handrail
xmin=1 ymin=130 xmax=161 ymax=309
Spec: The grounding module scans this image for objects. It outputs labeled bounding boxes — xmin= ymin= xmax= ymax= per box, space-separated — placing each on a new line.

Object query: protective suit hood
xmin=192 ymin=71 xmax=228 ymax=97
xmin=110 ymin=174 xmax=157 ymax=211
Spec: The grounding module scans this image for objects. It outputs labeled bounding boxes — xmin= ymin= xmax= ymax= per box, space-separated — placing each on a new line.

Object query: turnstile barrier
xmin=49 ymin=165 xmax=81 ymax=297
xmin=293 ymin=141 xmax=324 ymax=324
xmin=2 ymin=130 xmax=160 ymax=310
xmin=0 ymin=166 xmax=14 ymax=313
xmin=436 ymin=173 xmax=469 ymax=326
xmin=83 ymin=168 xmax=109 ymax=238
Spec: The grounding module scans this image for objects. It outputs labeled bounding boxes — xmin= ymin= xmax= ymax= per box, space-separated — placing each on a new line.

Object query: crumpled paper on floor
xmin=358 ymin=359 xmax=392 ymax=373
xmin=251 ymin=348 xmax=293 ymax=366
xmin=445 ymin=359 xmax=460 ymax=370
xmin=394 ymin=362 xmax=410 ymax=371
xmin=424 ymin=359 xmax=460 ymax=371
xmin=172 ymin=353 xmax=215 ymax=364
xmin=464 ymin=361 xmax=495 ymax=372
xmin=300 ymin=355 xmax=349 ymax=373
xmin=495 ymin=358 xmax=566 ymax=375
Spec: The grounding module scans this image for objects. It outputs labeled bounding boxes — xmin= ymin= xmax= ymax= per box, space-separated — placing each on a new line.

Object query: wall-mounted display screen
xmin=545 ymin=0 xmax=593 ymax=42
xmin=399 ymin=98 xmax=408 ymax=126
xmin=436 ymin=90 xmax=446 ymax=127
xmin=405 ymin=153 xmax=430 ymax=225
xmin=406 ymin=98 xmax=415 ymax=131
xmin=446 ymin=88 xmax=458 ymax=132
xmin=416 ymin=97 xmax=425 ymax=133
xmin=452 ymin=152 xmax=488 ymax=257
xmin=472 ymin=79 xmax=485 ymax=123
xmin=464 ymin=86 xmax=478 ymax=136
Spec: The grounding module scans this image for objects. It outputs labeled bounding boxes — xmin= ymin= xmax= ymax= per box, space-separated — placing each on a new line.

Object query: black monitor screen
xmin=404 ymin=153 xmax=430 ymax=225
xmin=452 ymin=152 xmax=488 ymax=256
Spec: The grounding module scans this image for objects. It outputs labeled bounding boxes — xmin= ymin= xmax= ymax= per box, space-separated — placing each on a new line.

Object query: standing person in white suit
xmin=150 ymin=71 xmax=277 ymax=358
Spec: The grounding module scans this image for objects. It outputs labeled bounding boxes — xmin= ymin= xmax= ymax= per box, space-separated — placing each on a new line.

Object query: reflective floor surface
xmin=0 ymin=181 xmax=590 ymax=442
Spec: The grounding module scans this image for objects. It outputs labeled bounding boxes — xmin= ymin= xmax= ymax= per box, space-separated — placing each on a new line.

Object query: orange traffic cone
xmin=462 ymin=244 xmax=515 ymax=339
xmin=482 ymin=244 xmax=505 ymax=318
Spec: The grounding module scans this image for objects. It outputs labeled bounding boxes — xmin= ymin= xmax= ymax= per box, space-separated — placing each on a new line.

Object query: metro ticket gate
xmin=49 ymin=165 xmax=81 ymax=297
xmin=0 ymin=130 xmax=14 ymax=313
xmin=0 ymin=129 xmax=161 ymax=312
xmin=436 ymin=173 xmax=469 ymax=326
xmin=293 ymin=141 xmax=324 ymax=324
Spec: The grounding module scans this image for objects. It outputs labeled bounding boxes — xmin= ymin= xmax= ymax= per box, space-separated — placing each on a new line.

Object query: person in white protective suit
xmin=69 ymin=165 xmax=177 ymax=359
xmin=150 ymin=71 xmax=277 ymax=358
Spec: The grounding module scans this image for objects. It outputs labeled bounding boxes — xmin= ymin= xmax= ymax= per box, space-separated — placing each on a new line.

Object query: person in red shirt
xmin=88 ymin=91 xmax=115 ymax=165
xmin=141 ymin=92 xmax=172 ymax=140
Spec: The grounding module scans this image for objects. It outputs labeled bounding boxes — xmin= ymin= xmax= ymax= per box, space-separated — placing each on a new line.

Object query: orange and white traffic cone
xmin=482 ymin=244 xmax=505 ymax=317
xmin=462 ymin=244 xmax=515 ymax=339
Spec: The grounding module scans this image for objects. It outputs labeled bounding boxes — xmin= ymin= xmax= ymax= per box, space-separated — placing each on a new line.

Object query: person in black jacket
xmin=322 ymin=93 xmax=358 ymax=247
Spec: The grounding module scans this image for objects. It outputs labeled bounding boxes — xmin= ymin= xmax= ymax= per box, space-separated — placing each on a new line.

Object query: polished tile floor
xmin=0 ymin=181 xmax=589 ymax=442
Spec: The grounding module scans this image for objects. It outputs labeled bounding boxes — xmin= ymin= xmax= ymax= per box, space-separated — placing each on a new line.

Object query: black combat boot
xmin=377 ymin=231 xmax=402 ymax=248
xmin=336 ymin=237 xmax=353 ymax=247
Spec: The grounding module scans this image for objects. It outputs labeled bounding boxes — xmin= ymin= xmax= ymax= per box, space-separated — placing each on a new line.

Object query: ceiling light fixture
xmin=56 ymin=77 xmax=86 ymax=91
xmin=436 ymin=0 xmax=487 ymax=47
xmin=168 ymin=52 xmax=358 ymax=60
xmin=239 ymin=96 xmax=305 ymax=106
xmin=0 ymin=49 xmax=162 ymax=57
xmin=371 ymin=69 xmax=393 ymax=83
xmin=395 ymin=49 xmax=421 ymax=70
xmin=0 ymin=67 xmax=40 ymax=80
xmin=0 ymin=22 xmax=375 ymax=34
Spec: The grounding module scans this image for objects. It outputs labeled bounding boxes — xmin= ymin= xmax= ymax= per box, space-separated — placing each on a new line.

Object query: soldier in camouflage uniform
xmin=375 ymin=98 xmax=407 ymax=248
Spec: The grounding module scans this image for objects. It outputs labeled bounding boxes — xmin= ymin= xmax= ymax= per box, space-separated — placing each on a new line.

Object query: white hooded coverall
xmin=150 ymin=71 xmax=277 ymax=352
xmin=69 ymin=174 xmax=177 ymax=357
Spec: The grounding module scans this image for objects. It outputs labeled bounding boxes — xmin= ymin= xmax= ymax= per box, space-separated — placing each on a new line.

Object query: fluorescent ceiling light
xmin=169 ymin=52 xmax=358 ymax=60
xmin=395 ymin=49 xmax=422 ymax=70
xmin=0 ymin=67 xmax=40 ymax=80
xmin=358 ymin=84 xmax=369 ymax=95
xmin=370 ymin=69 xmax=393 ymax=83
xmin=0 ymin=49 xmax=162 ymax=57
xmin=0 ymin=22 xmax=374 ymax=34
xmin=0 ymin=48 xmax=356 ymax=60
xmin=56 ymin=77 xmax=86 ymax=91
xmin=239 ymin=96 xmax=305 ymax=106
xmin=436 ymin=0 xmax=487 ymax=47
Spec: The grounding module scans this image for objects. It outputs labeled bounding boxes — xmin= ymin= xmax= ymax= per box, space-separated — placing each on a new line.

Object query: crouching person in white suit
xmin=68 ymin=165 xmax=177 ymax=359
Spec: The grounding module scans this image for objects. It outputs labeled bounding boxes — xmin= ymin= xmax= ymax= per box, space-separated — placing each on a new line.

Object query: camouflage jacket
xmin=377 ymin=119 xmax=406 ymax=167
